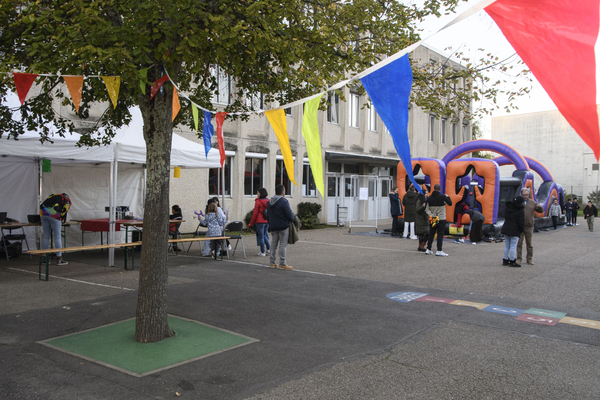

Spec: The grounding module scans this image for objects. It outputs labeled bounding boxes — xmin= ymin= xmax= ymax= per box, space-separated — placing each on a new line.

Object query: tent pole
xmin=108 ymin=160 xmax=116 ymax=266
xmin=37 ymin=158 xmax=42 ymax=251
xmin=221 ymin=162 xmax=225 ymax=212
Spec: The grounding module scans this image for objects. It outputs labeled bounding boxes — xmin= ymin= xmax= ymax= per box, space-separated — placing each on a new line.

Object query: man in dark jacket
xmin=425 ymin=184 xmax=452 ymax=256
xmin=267 ymin=184 xmax=296 ymax=270
xmin=501 ymin=196 xmax=525 ymax=267
xmin=389 ymin=187 xmax=402 ymax=237
xmin=516 ymin=188 xmax=544 ymax=265
xmin=583 ymin=200 xmax=598 ymax=232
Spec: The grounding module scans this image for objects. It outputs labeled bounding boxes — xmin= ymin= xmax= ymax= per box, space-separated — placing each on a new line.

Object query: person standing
xmin=516 ymin=188 xmax=544 ymax=266
xmin=39 ymin=193 xmax=71 ymax=265
xmin=169 ymin=205 xmax=183 ymax=252
xmin=389 ymin=187 xmax=402 ymax=237
xmin=268 ymin=184 xmax=296 ymax=270
xmin=564 ymin=198 xmax=573 ymax=226
xmin=572 ymin=197 xmax=580 ymax=225
xmin=425 ymin=184 xmax=452 ymax=257
xmin=549 ymin=198 xmax=561 ymax=230
xmin=583 ymin=200 xmax=598 ymax=232
xmin=247 ymin=188 xmax=271 ymax=256
xmin=402 ymin=185 xmax=418 ymax=239
xmin=502 ymin=196 xmax=525 ymax=267
xmin=415 ymin=185 xmax=430 ymax=251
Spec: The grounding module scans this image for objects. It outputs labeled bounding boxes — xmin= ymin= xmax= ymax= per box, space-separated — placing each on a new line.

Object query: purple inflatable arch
xmin=441 ymin=139 xmax=529 ymax=171
xmin=492 ymin=156 xmax=554 ymax=182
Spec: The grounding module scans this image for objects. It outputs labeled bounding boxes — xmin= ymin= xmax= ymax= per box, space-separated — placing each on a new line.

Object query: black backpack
xmin=263 ymin=206 xmax=268 ymax=220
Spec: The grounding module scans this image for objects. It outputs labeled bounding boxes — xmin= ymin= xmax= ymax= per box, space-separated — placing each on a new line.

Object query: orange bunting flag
xmin=172 ymin=87 xmax=181 ymax=121
xmin=101 ymin=76 xmax=120 ymax=109
xmin=13 ymin=73 xmax=38 ymax=105
xmin=150 ymin=75 xmax=169 ymax=100
xmin=216 ymin=112 xmax=228 ymax=168
xmin=63 ymin=75 xmax=84 ymax=113
xmin=265 ymin=109 xmax=297 ymax=185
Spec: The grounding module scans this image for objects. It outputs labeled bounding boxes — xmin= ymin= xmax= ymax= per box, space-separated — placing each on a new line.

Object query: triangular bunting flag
xmin=13 ymin=73 xmax=38 ymax=105
xmin=101 ymin=76 xmax=120 ymax=109
xmin=216 ymin=112 xmax=228 ymax=168
xmin=202 ymin=111 xmax=214 ymax=159
xmin=192 ymin=104 xmax=199 ymax=131
xmin=172 ymin=87 xmax=181 ymax=121
xmin=361 ymin=54 xmax=421 ymax=193
xmin=265 ymin=109 xmax=297 ymax=186
xmin=301 ymin=94 xmax=325 ymax=197
xmin=139 ymin=67 xmax=150 ymax=95
xmin=150 ymin=75 xmax=169 ymax=100
xmin=485 ymin=0 xmax=600 ymax=160
xmin=63 ymin=75 xmax=84 ymax=114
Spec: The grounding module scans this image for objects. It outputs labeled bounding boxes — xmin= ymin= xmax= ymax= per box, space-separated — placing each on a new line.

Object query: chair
xmin=168 ymin=218 xmax=183 ymax=254
xmin=224 ymin=221 xmax=246 ymax=259
xmin=186 ymin=219 xmax=207 ymax=253
xmin=1 ymin=226 xmax=31 ymax=261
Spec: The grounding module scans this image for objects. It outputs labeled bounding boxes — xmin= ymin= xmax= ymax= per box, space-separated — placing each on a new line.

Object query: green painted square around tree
xmin=524 ymin=308 xmax=567 ymax=319
xmin=41 ymin=315 xmax=257 ymax=376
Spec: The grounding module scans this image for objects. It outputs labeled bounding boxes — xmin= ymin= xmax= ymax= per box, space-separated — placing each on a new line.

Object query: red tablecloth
xmin=80 ymin=219 xmax=129 ymax=232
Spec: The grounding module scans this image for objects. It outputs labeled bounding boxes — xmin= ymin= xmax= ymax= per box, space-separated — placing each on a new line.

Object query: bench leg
xmin=38 ymin=255 xmax=49 ymax=281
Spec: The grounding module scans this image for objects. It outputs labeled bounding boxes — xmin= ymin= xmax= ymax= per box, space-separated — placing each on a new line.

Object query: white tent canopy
xmin=1 ymin=95 xmax=220 ymax=264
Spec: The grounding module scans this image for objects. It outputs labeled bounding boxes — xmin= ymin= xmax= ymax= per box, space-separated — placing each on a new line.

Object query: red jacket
xmin=248 ymin=198 xmax=269 ymax=227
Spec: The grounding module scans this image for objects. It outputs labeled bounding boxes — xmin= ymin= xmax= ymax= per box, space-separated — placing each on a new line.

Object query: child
xmin=169 ymin=205 xmax=183 ymax=251
xmin=549 ymin=198 xmax=561 ymax=230
xmin=203 ymin=202 xmax=227 ymax=256
xmin=564 ymin=198 xmax=573 ymax=226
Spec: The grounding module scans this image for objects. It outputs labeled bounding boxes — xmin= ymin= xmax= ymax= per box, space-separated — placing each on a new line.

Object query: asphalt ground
xmin=1 ymin=222 xmax=599 ymax=399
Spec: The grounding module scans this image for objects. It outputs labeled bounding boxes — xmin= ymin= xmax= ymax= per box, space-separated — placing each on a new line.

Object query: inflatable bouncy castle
xmin=397 ymin=139 xmax=564 ymax=237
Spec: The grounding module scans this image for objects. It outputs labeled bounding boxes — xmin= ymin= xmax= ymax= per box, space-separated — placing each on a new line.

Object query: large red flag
xmin=486 ymin=0 xmax=600 ymax=160
xmin=13 ymin=73 xmax=39 ymax=105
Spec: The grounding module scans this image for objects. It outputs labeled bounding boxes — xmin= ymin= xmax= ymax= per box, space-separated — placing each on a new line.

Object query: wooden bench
xmin=27 ymin=236 xmax=230 ymax=281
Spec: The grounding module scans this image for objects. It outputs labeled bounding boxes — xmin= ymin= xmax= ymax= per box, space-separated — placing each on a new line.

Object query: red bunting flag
xmin=485 ymin=0 xmax=600 ymax=160
xmin=13 ymin=73 xmax=39 ymax=105
xmin=216 ymin=112 xmax=228 ymax=168
xmin=149 ymin=75 xmax=169 ymax=100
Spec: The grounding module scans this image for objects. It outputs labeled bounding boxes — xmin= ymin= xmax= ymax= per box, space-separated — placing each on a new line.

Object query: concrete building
xmin=491 ymin=108 xmax=600 ymax=202
xmin=169 ymin=44 xmax=473 ymax=233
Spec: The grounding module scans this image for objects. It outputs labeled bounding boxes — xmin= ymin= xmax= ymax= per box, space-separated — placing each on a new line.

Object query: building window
xmin=276 ymin=159 xmax=292 ymax=196
xmin=208 ymin=156 xmax=232 ymax=196
xmin=441 ymin=119 xmax=447 ymax=145
xmin=349 ymin=93 xmax=360 ymax=128
xmin=327 ymin=93 xmax=340 ymax=124
xmin=284 ymin=107 xmax=292 ymax=116
xmin=462 ymin=124 xmax=470 ymax=143
xmin=210 ymin=65 xmax=230 ymax=105
xmin=367 ymin=102 xmax=378 ymax=132
xmin=244 ymin=156 xmax=264 ymax=196
xmin=303 ymin=163 xmax=317 ymax=197
xmin=429 ymin=115 xmax=436 ymax=143
xmin=592 ymin=163 xmax=599 ymax=171
xmin=452 ymin=122 xmax=457 ymax=146
xmin=245 ymin=91 xmax=263 ymax=110
xmin=328 ymin=162 xmax=342 ymax=173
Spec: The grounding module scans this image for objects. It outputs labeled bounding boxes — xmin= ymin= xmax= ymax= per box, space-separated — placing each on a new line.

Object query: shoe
xmin=410 ymin=236 xmax=418 ymax=240
xmin=509 ymin=259 xmax=521 ymax=267
xmin=258 ymin=252 xmax=266 ymax=256
xmin=436 ymin=251 xmax=449 ymax=257
xmin=503 ymin=259 xmax=509 ymax=265
xmin=269 ymin=264 xmax=278 ymax=269
xmin=471 ymin=242 xmax=476 ymax=245
xmin=173 ymin=247 xmax=181 ymax=252
xmin=454 ymin=239 xmax=463 ymax=244
xmin=56 ymin=259 xmax=68 ymax=266
xmin=228 ymin=244 xmax=232 ymax=251
xmin=417 ymin=247 xmax=425 ymax=252
xmin=266 ymin=250 xmax=271 ymax=254
xmin=278 ymin=265 xmax=293 ymax=270
xmin=424 ymin=249 xmax=432 ymax=255
xmin=526 ymin=261 xmax=535 ymax=265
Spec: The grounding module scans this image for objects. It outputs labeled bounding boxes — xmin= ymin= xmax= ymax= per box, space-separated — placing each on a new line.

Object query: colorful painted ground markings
xmin=388 ymin=292 xmax=600 ymax=333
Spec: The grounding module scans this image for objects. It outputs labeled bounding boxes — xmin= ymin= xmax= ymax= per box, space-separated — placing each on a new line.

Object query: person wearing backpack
xmin=247 ymin=188 xmax=271 ymax=256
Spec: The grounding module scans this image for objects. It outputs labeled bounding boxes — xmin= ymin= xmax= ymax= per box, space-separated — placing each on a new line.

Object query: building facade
xmin=491 ymin=108 xmax=600 ymax=202
xmin=170 ymin=44 xmax=473 ymax=233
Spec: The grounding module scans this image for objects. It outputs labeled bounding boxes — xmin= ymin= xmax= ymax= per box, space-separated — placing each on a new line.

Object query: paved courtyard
xmin=1 ymin=222 xmax=599 ymax=399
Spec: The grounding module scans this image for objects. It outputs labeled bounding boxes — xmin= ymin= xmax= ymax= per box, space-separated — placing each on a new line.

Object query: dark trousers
xmin=470 ymin=220 xmax=483 ymax=242
xmin=572 ymin=212 xmax=578 ymax=224
xmin=552 ymin=216 xmax=558 ymax=229
xmin=427 ymin=220 xmax=446 ymax=251
xmin=391 ymin=215 xmax=401 ymax=236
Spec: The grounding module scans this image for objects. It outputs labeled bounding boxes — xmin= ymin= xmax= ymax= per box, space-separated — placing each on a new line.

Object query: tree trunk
xmin=134 ymin=86 xmax=175 ymax=343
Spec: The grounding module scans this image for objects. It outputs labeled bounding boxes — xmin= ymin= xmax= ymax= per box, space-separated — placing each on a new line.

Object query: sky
xmin=415 ymin=0 xmax=562 ymax=135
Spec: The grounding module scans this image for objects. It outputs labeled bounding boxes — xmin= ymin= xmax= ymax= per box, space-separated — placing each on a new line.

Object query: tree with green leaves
xmin=0 ymin=0 xmax=526 ymax=343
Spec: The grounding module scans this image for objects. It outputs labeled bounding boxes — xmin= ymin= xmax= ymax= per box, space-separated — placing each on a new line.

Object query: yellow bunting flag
xmin=63 ymin=75 xmax=84 ymax=113
xmin=301 ymin=93 xmax=325 ymax=197
xmin=172 ymin=87 xmax=181 ymax=122
xmin=191 ymin=104 xmax=199 ymax=131
xmin=265 ymin=109 xmax=297 ymax=186
xmin=101 ymin=76 xmax=120 ymax=109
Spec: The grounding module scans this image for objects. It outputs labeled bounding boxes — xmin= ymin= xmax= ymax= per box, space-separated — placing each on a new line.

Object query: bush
xmin=297 ymin=202 xmax=322 ymax=229
xmin=588 ymin=190 xmax=600 ymax=206
xmin=244 ymin=210 xmax=255 ymax=231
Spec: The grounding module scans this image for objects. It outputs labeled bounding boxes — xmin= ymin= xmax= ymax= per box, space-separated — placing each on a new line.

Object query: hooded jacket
xmin=402 ymin=190 xmax=418 ymax=223
xmin=267 ymin=195 xmax=295 ymax=232
xmin=501 ymin=198 xmax=525 ymax=237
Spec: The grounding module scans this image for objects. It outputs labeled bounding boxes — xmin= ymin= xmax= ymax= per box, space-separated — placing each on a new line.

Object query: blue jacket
xmin=267 ymin=195 xmax=295 ymax=231
xmin=389 ymin=192 xmax=401 ymax=216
